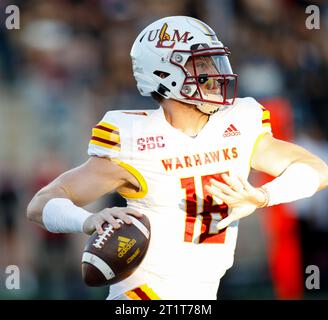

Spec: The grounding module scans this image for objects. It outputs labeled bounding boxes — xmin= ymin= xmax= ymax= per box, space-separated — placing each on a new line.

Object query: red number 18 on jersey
xmin=180 ymin=172 xmax=229 ymax=244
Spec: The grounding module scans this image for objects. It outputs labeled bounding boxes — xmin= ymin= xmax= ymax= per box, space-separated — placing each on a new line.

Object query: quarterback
xmin=27 ymin=16 xmax=328 ymax=300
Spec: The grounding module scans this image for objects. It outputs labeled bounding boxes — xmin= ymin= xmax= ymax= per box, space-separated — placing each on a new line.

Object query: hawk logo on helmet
xmin=146 ymin=23 xmax=191 ymax=49
xmin=159 ymin=23 xmax=170 ymax=42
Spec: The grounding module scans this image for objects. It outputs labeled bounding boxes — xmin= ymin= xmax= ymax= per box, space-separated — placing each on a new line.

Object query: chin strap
xmin=170 ymin=97 xmax=221 ymax=115
xmin=176 ymin=88 xmax=227 ymax=114
xmin=196 ymin=103 xmax=221 ymax=115
xmin=169 ymin=93 xmax=230 ymax=115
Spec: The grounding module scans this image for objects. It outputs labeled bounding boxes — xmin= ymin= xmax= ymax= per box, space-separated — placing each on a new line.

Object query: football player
xmin=27 ymin=16 xmax=328 ymax=300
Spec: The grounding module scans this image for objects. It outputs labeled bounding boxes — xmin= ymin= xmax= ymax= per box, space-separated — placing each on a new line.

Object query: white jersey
xmin=87 ymin=97 xmax=272 ymax=299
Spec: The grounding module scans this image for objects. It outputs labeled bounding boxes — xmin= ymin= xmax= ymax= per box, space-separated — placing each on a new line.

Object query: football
xmin=81 ymin=214 xmax=151 ymax=287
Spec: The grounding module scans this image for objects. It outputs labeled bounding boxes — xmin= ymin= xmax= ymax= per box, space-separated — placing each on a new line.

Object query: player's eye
xmin=196 ymin=63 xmax=207 ymax=70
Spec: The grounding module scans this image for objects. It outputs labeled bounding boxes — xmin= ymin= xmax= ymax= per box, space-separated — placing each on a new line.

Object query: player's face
xmin=184 ymin=56 xmax=223 ymax=96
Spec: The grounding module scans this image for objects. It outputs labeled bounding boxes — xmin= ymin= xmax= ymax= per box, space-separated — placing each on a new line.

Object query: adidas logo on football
xmin=117 ymin=236 xmax=136 ymax=258
xmin=223 ymin=124 xmax=241 ymax=137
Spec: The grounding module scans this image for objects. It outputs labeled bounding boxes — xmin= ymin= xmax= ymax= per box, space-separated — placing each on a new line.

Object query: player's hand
xmin=205 ymin=174 xmax=266 ymax=230
xmin=82 ymin=207 xmax=142 ymax=235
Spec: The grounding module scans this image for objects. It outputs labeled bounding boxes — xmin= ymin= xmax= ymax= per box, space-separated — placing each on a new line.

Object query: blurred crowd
xmin=0 ymin=0 xmax=327 ymax=299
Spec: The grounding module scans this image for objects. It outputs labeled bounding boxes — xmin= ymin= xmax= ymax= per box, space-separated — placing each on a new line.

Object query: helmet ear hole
xmin=153 ymin=71 xmax=170 ymax=79
xmin=157 ymin=83 xmax=170 ymax=97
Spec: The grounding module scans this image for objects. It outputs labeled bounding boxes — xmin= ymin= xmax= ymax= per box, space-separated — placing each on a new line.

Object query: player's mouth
xmin=202 ymin=78 xmax=222 ymax=95
xmin=205 ymin=78 xmax=218 ymax=90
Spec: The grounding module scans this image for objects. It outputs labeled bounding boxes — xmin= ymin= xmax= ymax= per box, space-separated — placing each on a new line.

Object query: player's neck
xmin=161 ymin=99 xmax=209 ymax=137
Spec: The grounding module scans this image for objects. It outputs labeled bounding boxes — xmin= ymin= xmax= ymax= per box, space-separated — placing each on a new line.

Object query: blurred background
xmin=0 ymin=0 xmax=327 ymax=300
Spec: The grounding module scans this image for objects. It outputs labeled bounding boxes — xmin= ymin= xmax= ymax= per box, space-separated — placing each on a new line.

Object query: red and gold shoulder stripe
xmin=90 ymin=121 xmax=121 ymax=151
xmin=125 ymin=284 xmax=160 ymax=300
xmin=260 ymin=105 xmax=271 ymax=128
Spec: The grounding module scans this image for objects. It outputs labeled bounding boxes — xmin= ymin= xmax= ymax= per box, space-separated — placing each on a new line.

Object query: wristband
xmin=261 ymin=163 xmax=320 ymax=207
xmin=42 ymin=198 xmax=92 ymax=233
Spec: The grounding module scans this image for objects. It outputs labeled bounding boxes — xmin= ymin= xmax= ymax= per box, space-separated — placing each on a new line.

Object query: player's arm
xmin=251 ymin=133 xmax=328 ymax=192
xmin=206 ymin=133 xmax=328 ymax=229
xmin=27 ymin=156 xmax=142 ymax=235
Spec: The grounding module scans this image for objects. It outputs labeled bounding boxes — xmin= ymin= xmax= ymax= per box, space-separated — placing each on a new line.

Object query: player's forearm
xmin=27 ymin=185 xmax=93 ymax=233
xmin=293 ymin=156 xmax=328 ymax=191
xmin=259 ymin=158 xmax=328 ymax=207
xmin=27 ymin=185 xmax=69 ymax=226
xmin=253 ymin=135 xmax=328 ymax=197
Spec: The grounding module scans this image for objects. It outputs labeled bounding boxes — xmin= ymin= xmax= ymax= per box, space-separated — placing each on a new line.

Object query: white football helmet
xmin=130 ymin=16 xmax=238 ymax=114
